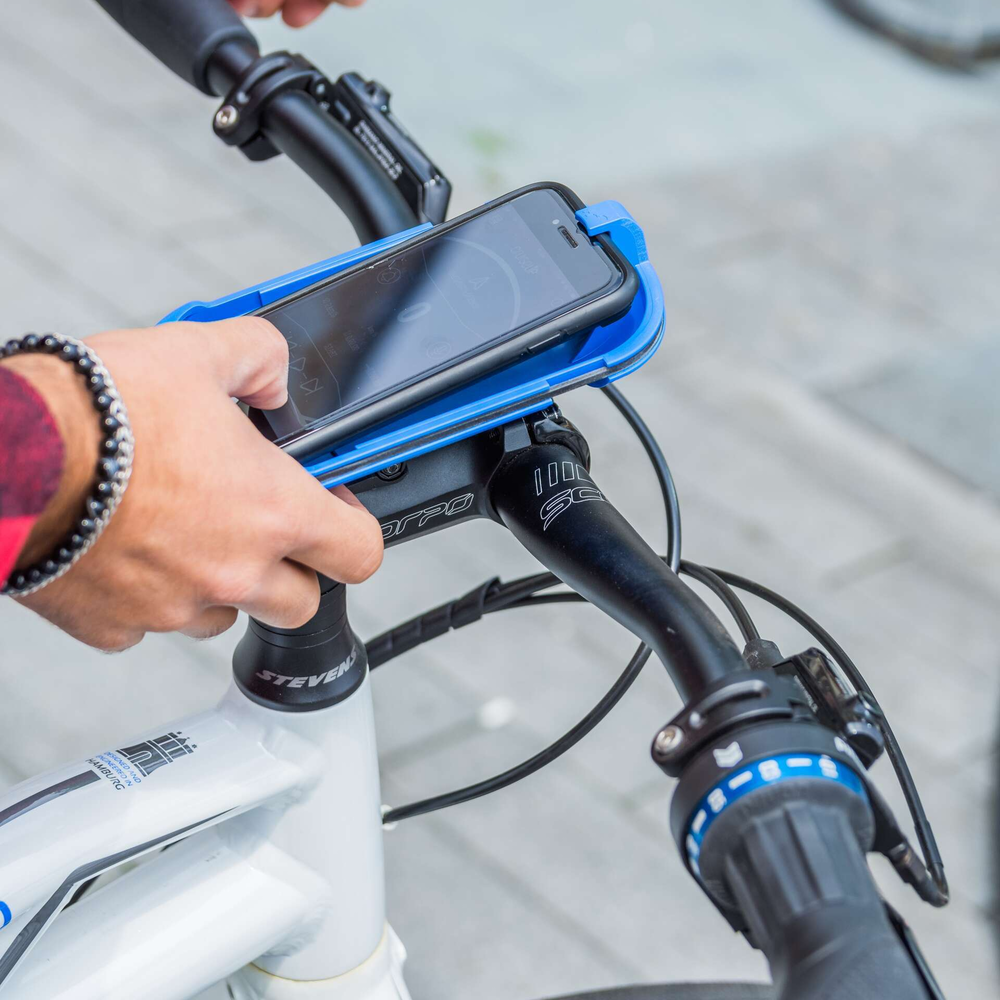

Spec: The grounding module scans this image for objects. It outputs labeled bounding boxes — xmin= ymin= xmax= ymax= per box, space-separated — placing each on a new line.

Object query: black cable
xmin=377 ymin=391 xmax=684 ymax=823
xmin=381 ymin=642 xmax=652 ymax=824
xmin=602 ymin=384 xmax=681 ymax=572
xmin=708 ymin=567 xmax=947 ymax=900
xmin=367 ymin=573 xmax=565 ymax=668
xmin=503 ymin=592 xmax=584 ymax=609
xmin=678 ymin=561 xmax=759 ymax=643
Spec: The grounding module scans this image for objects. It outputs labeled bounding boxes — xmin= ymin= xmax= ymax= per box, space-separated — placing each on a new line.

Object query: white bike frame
xmin=0 ymin=675 xmax=410 ymax=1000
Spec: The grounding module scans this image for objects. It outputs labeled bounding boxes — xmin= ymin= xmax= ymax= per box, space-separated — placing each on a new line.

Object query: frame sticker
xmin=87 ymin=732 xmax=198 ymax=791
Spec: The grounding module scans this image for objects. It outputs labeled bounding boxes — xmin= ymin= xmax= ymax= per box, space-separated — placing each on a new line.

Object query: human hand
xmin=8 ymin=318 xmax=383 ymax=651
xmin=227 ymin=0 xmax=366 ymax=28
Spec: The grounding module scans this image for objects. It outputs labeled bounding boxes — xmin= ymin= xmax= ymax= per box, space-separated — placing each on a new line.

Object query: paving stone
xmin=0 ymin=227 xmax=114 ymax=338
xmin=0 ymin=600 xmax=229 ymax=781
xmin=176 ymin=208 xmax=353 ymax=294
xmin=905 ymin=747 xmax=1000 ymax=917
xmin=665 ymin=353 xmax=1000 ymax=601
xmin=0 ymin=39 xmax=250 ymax=237
xmin=833 ymin=339 xmax=1000 ymax=497
xmin=715 ymin=118 xmax=1000 ymax=342
xmin=659 ymin=242 xmax=948 ymax=392
xmin=370 ymin=649 xmax=483 ymax=761
xmin=1 ymin=2 xmax=198 ymax=115
xmin=382 ymin=803 xmax=632 ymax=999
xmin=258 ymin=0 xmax=1000 ymax=186
xmin=596 ymin=357 xmax=908 ymax=578
xmin=382 ymin=726 xmax=770 ymax=985
xmin=0 ymin=131 xmax=230 ymax=328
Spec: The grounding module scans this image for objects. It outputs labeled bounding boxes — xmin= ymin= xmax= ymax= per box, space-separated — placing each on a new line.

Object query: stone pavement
xmin=1 ymin=1 xmax=999 ymax=997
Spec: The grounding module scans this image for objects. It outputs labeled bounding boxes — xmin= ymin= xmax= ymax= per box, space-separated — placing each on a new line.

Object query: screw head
xmin=653 ymin=725 xmax=684 ymax=756
xmin=215 ymin=105 xmax=240 ymax=131
xmin=377 ymin=463 xmax=406 ymax=482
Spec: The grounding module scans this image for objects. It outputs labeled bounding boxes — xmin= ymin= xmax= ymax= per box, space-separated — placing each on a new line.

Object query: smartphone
xmin=252 ymin=183 xmax=639 ymax=459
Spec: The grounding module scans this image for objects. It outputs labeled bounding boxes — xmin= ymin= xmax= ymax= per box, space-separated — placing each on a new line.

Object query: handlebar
xmin=93 ymin=0 xmax=253 ymax=94
xmin=258 ymin=89 xmax=418 ymax=242
xmin=489 ymin=440 xmax=743 ymax=703
xmin=93 ymin=0 xmax=418 ymax=243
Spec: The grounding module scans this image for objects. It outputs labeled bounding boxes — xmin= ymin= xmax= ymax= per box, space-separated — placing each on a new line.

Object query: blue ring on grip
xmin=0 ymin=901 xmax=11 ymax=929
xmin=684 ymin=752 xmax=867 ymax=876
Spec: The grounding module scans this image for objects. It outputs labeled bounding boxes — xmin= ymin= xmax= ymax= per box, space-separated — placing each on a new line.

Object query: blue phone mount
xmin=163 ymin=200 xmax=664 ymax=487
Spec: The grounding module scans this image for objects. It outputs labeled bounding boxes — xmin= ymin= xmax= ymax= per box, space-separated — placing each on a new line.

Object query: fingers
xmin=229 ymin=0 xmax=365 ymax=25
xmin=180 ymin=606 xmax=239 ymax=640
xmin=167 ymin=317 xmax=289 ymax=409
xmin=237 ymin=559 xmax=322 ymax=628
xmin=230 ymin=0 xmax=285 ymax=17
xmin=282 ymin=0 xmax=330 ymax=25
xmin=285 ymin=476 xmax=384 ymax=584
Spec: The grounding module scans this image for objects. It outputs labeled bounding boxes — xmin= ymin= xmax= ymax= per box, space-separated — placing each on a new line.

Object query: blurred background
xmin=1 ymin=0 xmax=999 ymax=996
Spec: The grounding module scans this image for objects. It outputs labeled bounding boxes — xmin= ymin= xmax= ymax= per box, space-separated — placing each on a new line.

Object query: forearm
xmin=3 ymin=320 xmax=383 ymax=650
xmin=0 ymin=355 xmax=99 ymax=587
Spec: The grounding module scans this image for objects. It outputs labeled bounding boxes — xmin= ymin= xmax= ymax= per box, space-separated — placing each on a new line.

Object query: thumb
xmin=174 ymin=317 xmax=289 ymax=409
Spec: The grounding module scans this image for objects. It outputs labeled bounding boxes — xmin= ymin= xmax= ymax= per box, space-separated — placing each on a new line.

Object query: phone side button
xmin=526 ymin=332 xmax=567 ymax=355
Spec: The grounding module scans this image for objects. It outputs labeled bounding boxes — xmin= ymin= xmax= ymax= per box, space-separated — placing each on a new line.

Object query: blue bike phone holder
xmin=162 ymin=200 xmax=665 ymax=487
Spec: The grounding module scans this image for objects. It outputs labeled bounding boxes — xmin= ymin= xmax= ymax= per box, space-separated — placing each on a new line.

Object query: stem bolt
xmin=215 ymin=105 xmax=240 ymax=131
xmin=654 ymin=725 xmax=684 ymax=756
xmin=377 ymin=463 xmax=407 ymax=482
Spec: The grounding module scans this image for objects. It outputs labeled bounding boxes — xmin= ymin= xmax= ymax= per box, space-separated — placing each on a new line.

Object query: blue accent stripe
xmin=0 ymin=902 xmax=10 ymax=930
xmin=684 ymin=752 xmax=867 ymax=875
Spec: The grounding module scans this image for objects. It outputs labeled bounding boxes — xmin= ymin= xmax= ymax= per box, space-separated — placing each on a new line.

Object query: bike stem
xmin=230 ymin=409 xmax=744 ymax=712
xmin=488 ymin=425 xmax=743 ymax=703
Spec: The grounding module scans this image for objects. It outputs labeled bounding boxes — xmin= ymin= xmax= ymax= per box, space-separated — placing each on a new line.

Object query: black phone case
xmin=252 ymin=182 xmax=640 ymax=459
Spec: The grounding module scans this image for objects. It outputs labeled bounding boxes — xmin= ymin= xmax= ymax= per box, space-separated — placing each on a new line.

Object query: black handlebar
xmin=93 ymin=0 xmax=255 ymax=95
xmin=258 ymin=90 xmax=418 ymax=242
xmin=93 ymin=0 xmax=419 ymax=243
xmin=489 ymin=442 xmax=743 ymax=702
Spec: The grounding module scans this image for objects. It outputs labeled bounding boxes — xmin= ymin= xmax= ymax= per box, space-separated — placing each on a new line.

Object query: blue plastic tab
xmin=577 ymin=201 xmax=649 ymax=267
xmin=162 ymin=200 xmax=665 ymax=486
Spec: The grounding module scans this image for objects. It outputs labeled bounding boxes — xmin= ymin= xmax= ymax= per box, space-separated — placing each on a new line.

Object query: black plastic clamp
xmin=651 ymin=670 xmax=814 ymax=778
xmin=528 ymin=407 xmax=592 ymax=470
xmin=213 ymin=51 xmax=331 ymax=161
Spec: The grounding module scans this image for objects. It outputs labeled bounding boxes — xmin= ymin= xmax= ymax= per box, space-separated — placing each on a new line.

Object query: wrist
xmin=2 ymin=353 xmax=101 ymax=567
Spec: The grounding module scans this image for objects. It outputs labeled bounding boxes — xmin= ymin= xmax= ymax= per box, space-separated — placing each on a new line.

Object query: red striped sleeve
xmin=0 ymin=365 xmax=65 ymax=585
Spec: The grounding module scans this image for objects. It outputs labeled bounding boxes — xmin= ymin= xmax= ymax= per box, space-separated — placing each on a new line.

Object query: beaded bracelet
xmin=1 ymin=334 xmax=134 ymax=598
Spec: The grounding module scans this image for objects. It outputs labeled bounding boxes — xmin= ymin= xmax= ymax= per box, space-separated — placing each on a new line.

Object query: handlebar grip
xmin=713 ymin=798 xmax=930 ymax=1000
xmin=93 ymin=0 xmax=258 ymax=94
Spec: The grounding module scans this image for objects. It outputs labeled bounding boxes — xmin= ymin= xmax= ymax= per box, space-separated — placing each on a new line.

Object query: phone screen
xmin=258 ymin=188 xmax=620 ymax=443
